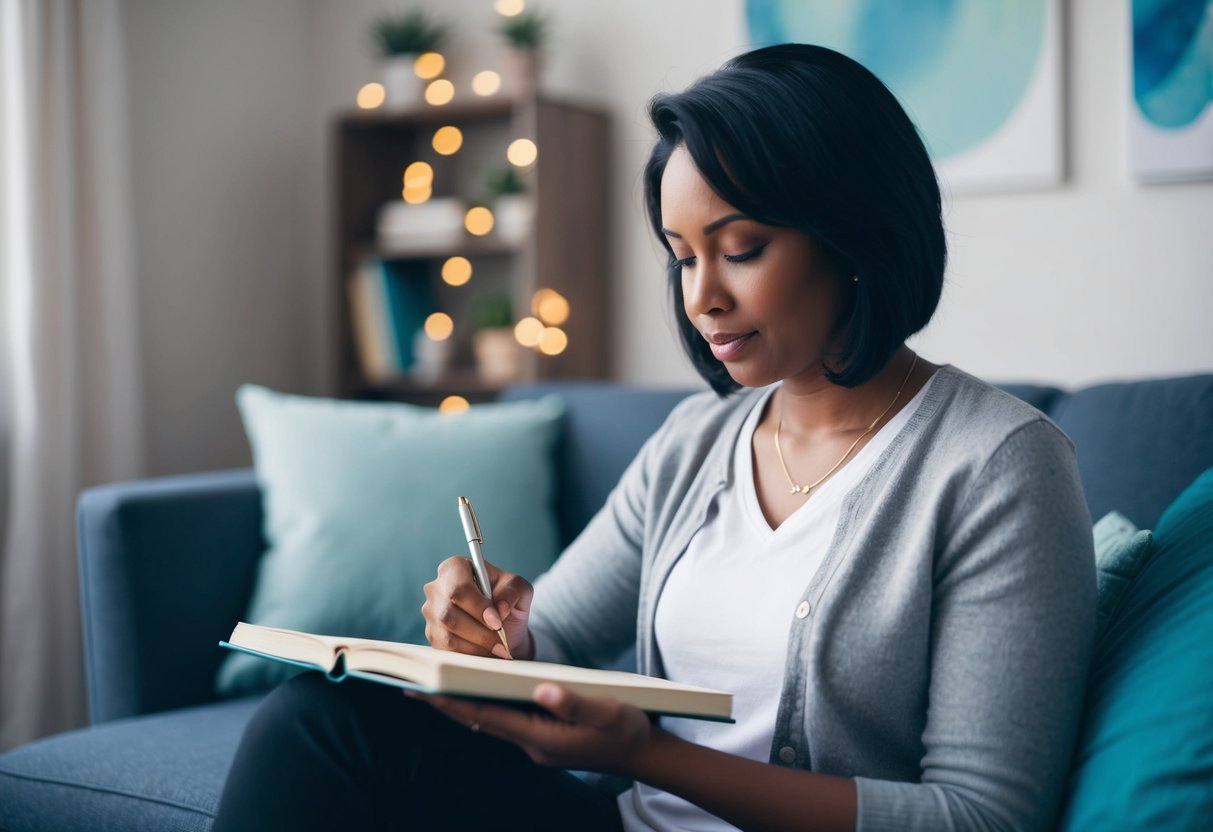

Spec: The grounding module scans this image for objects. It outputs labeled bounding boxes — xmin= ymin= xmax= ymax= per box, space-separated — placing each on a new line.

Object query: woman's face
xmin=660 ymin=146 xmax=847 ymax=390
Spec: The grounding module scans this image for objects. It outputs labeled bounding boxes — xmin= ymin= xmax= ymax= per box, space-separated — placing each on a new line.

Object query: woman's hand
xmin=412 ymin=683 xmax=654 ymax=775
xmin=422 ymin=556 xmax=535 ymax=659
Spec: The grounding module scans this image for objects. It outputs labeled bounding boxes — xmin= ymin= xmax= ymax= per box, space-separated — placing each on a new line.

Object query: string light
xmin=464 ymin=206 xmax=495 ymax=236
xmin=532 ymin=288 xmax=569 ymax=325
xmin=425 ymin=79 xmax=455 ymax=106
xmin=402 ymin=185 xmax=432 ymax=204
xmin=507 ymin=138 xmax=538 ymax=167
xmin=424 ymin=312 xmax=454 ymax=341
xmin=403 ymin=162 xmax=433 ymax=188
xmin=538 ymin=327 xmax=568 ymax=356
xmin=513 ymin=316 xmax=544 ymax=347
xmin=472 ymin=70 xmax=502 ymax=96
xmin=432 ymin=126 xmax=463 ymax=155
xmin=413 ymin=52 xmax=445 ymax=80
xmin=439 ymin=395 xmax=470 ymax=414
xmin=356 ymin=83 xmax=385 ymax=109
xmin=441 ymin=257 xmax=473 ymax=286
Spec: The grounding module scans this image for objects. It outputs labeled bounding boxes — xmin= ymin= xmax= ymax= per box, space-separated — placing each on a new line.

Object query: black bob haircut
xmin=644 ymin=43 xmax=946 ymax=395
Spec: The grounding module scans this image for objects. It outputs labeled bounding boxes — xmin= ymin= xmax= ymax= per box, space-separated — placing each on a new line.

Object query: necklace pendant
xmin=790 ymin=485 xmax=804 ymax=495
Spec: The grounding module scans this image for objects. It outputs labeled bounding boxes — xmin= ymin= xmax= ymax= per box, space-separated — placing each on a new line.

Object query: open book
xmin=221 ymin=622 xmax=733 ymax=723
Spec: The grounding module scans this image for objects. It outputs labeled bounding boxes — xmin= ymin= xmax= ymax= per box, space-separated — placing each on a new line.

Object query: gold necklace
xmin=774 ymin=354 xmax=918 ymax=496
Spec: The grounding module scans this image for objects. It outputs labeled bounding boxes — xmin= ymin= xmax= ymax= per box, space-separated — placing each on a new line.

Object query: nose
xmin=681 ymin=259 xmax=731 ymax=318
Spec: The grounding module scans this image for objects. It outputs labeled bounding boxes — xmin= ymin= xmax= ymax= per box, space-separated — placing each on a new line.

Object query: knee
xmin=239 ymin=672 xmax=348 ymax=750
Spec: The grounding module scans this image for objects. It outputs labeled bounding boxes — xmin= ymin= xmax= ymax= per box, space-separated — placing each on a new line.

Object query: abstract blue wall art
xmin=745 ymin=0 xmax=1063 ymax=194
xmin=1128 ymin=0 xmax=1213 ymax=182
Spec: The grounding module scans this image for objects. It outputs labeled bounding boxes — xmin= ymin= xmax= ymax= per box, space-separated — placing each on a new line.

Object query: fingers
xmin=533 ymin=684 xmax=615 ymax=729
xmin=422 ymin=559 xmax=501 ymax=655
xmin=424 ymin=556 xmax=533 ymax=656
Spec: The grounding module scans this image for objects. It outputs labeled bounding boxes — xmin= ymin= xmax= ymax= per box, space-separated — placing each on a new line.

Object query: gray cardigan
xmin=530 ymin=364 xmax=1097 ymax=831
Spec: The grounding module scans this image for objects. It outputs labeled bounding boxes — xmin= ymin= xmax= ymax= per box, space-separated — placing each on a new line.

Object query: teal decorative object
xmin=1091 ymin=511 xmax=1154 ymax=638
xmin=1061 ymin=468 xmax=1213 ymax=829
xmin=215 ymin=386 xmax=565 ymax=695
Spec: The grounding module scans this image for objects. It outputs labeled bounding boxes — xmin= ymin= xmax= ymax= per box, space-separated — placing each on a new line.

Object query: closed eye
xmin=672 ymin=255 xmax=696 ymax=269
xmin=724 ymin=244 xmax=767 ymax=263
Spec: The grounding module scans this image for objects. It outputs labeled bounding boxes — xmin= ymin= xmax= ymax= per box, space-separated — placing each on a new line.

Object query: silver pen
xmin=457 ymin=496 xmax=513 ymax=659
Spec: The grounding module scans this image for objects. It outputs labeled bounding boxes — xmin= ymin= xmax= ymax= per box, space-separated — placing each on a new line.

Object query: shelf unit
xmin=334 ymin=95 xmax=611 ymax=406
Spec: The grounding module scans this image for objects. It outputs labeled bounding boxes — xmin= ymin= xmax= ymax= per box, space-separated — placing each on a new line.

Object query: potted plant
xmin=371 ymin=10 xmax=448 ymax=109
xmin=498 ymin=9 xmax=548 ymax=99
xmin=485 ymin=166 xmax=533 ymax=244
xmin=470 ymin=293 xmax=522 ymax=384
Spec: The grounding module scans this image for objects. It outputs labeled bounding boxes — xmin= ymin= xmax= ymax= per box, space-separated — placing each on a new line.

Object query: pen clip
xmin=457 ymin=495 xmax=483 ymax=544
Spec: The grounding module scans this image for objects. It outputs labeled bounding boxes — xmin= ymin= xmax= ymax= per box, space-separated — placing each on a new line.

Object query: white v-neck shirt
xmin=618 ymin=372 xmax=937 ymax=832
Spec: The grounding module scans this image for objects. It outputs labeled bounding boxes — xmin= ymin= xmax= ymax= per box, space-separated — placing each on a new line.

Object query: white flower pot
xmin=382 ymin=55 xmax=422 ymax=109
xmin=493 ymin=195 xmax=534 ymax=244
xmin=500 ymin=49 xmax=539 ymax=100
xmin=473 ymin=328 xmax=523 ymax=385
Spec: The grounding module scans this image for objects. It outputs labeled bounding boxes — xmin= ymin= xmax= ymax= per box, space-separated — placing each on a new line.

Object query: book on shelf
xmin=347 ymin=258 xmax=434 ymax=381
xmin=221 ymin=622 xmax=734 ymax=723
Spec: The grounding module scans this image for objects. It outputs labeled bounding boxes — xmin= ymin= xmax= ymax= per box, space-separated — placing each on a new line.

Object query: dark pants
xmin=212 ymin=672 xmax=625 ymax=832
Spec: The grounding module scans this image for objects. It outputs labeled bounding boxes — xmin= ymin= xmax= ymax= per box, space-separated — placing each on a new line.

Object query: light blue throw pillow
xmin=215 ymin=385 xmax=565 ymax=696
xmin=1091 ymin=511 xmax=1154 ymax=639
xmin=1061 ymin=467 xmax=1213 ymax=830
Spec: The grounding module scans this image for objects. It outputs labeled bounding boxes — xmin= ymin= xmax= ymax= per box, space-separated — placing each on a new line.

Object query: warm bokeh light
xmin=439 ymin=395 xmax=470 ymax=414
xmin=424 ymin=312 xmax=454 ymax=341
xmin=495 ymin=0 xmax=525 ymax=15
xmin=513 ymin=316 xmax=544 ymax=347
xmin=356 ymin=82 xmax=385 ymax=109
xmin=464 ymin=206 xmax=495 ymax=236
xmin=532 ymin=288 xmax=570 ymax=325
xmin=441 ymin=256 xmax=473 ymax=286
xmin=402 ymin=185 xmax=432 ymax=204
xmin=425 ymin=79 xmax=455 ymax=106
xmin=471 ymin=70 xmax=502 ymax=97
xmin=413 ymin=52 xmax=445 ymax=80
xmin=432 ymin=125 xmax=463 ymax=155
xmin=403 ymin=161 xmax=434 ymax=188
xmin=538 ymin=326 xmax=568 ymax=356
xmin=507 ymin=138 xmax=538 ymax=167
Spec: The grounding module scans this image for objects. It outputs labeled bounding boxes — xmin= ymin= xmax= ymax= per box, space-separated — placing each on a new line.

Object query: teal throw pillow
xmin=1091 ymin=511 xmax=1154 ymax=639
xmin=215 ymin=386 xmax=565 ymax=696
xmin=1061 ymin=467 xmax=1213 ymax=830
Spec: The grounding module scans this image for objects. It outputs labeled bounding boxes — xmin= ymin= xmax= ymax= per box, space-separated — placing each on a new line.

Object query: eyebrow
xmin=661 ymin=213 xmax=750 ymax=239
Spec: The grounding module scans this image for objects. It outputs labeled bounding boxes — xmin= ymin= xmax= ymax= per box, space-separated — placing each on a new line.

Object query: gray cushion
xmin=0 ymin=696 xmax=261 ymax=832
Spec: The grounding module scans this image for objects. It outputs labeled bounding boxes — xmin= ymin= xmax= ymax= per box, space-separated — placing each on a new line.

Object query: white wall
xmin=124 ymin=0 xmax=312 ymax=474
xmin=122 ymin=0 xmax=1213 ymax=475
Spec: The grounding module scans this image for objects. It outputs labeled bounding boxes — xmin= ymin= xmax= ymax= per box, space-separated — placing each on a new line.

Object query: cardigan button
xmin=778 ymin=746 xmax=796 ymax=764
xmin=795 ymin=601 xmax=811 ymax=619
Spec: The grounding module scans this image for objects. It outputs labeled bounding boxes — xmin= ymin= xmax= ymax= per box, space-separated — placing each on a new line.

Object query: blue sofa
xmin=1 ymin=375 xmax=1211 ymax=830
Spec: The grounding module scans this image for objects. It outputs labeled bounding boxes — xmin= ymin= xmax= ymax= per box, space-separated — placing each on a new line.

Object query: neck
xmin=776 ymin=347 xmax=919 ymax=438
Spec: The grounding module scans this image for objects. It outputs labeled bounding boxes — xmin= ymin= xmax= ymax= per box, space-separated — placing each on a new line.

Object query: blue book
xmin=374 ymin=259 xmax=434 ymax=371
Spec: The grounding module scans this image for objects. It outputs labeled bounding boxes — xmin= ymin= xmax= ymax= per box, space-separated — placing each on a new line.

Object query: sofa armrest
xmin=77 ymin=468 xmax=264 ymax=724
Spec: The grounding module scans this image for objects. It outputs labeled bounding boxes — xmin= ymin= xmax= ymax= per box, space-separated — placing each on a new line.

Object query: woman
xmin=214 ymin=44 xmax=1095 ymax=831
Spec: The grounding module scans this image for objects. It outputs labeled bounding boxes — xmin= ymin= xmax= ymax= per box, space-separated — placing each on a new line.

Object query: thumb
xmin=533 ymin=683 xmax=576 ymax=719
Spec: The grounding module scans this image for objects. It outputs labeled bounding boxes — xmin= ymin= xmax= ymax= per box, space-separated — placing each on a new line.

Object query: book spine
xmin=380 ymin=259 xmax=435 ymax=372
xmin=347 ymin=262 xmax=395 ymax=381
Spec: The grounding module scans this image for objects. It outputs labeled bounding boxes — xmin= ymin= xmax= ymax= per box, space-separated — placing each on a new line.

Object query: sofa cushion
xmin=215 ymin=386 xmax=566 ymax=696
xmin=501 ymin=383 xmax=696 ymax=545
xmin=1061 ymin=467 xmax=1213 ymax=830
xmin=0 ymin=696 xmax=261 ymax=832
xmin=1049 ymin=374 xmax=1213 ymax=527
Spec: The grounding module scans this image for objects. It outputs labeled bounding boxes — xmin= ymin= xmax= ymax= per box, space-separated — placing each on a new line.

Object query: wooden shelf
xmin=351 ymin=236 xmax=522 ymax=263
xmin=334 ymin=97 xmax=612 ymax=405
xmin=341 ymin=97 xmax=516 ymax=126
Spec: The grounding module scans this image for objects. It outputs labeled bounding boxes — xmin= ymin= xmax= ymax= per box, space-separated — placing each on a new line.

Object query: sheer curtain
xmin=0 ymin=0 xmax=145 ymax=750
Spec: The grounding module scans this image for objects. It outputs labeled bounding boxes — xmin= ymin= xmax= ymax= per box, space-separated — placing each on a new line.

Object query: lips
xmin=705 ymin=331 xmax=756 ymax=361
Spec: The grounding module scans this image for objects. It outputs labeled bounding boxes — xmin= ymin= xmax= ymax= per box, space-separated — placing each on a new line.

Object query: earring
xmin=851 ymin=275 xmax=860 ymax=283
